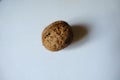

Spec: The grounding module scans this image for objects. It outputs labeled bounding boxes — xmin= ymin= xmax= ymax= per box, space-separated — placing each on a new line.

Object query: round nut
xmin=42 ymin=21 xmax=73 ymax=51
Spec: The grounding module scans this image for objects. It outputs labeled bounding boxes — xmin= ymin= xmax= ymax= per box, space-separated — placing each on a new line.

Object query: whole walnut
xmin=42 ymin=21 xmax=73 ymax=51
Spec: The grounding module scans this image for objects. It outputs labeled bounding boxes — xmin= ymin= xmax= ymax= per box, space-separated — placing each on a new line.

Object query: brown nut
xmin=42 ymin=21 xmax=73 ymax=51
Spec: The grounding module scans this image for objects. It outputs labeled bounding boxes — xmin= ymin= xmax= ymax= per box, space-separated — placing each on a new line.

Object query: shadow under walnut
xmin=72 ymin=25 xmax=88 ymax=43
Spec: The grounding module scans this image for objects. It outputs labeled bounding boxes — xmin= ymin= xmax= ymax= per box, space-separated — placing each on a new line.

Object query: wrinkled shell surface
xmin=42 ymin=21 xmax=73 ymax=51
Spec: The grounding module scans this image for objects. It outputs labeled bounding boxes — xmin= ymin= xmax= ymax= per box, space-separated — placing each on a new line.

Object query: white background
xmin=0 ymin=0 xmax=120 ymax=80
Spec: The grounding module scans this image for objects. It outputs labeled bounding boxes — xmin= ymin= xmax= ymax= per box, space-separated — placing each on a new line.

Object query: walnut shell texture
xmin=42 ymin=21 xmax=73 ymax=51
